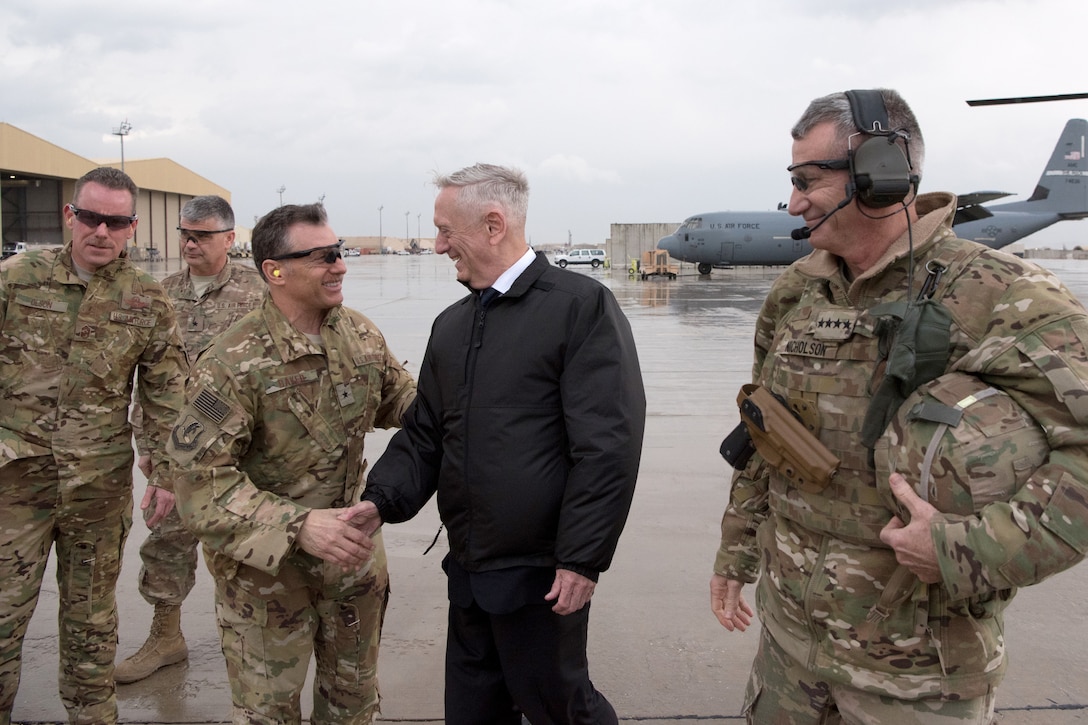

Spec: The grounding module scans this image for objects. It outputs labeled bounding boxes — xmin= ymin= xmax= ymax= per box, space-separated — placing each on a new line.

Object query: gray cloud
xmin=2 ymin=0 xmax=1084 ymax=247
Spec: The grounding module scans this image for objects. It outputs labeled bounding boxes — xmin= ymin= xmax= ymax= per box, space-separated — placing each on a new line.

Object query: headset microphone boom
xmin=790 ymin=193 xmax=855 ymax=241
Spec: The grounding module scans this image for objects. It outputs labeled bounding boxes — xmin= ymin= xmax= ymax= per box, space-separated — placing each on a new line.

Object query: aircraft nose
xmin=657 ymin=235 xmax=677 ymax=254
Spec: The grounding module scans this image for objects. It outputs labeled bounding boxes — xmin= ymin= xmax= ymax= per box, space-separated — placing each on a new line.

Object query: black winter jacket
xmin=364 ymin=253 xmax=645 ymax=579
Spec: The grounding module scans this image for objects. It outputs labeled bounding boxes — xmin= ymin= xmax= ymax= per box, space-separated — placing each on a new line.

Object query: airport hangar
xmin=0 ymin=122 xmax=230 ymax=262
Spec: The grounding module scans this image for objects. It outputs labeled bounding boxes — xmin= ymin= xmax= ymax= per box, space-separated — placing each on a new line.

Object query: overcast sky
xmin=3 ymin=0 xmax=1086 ymax=248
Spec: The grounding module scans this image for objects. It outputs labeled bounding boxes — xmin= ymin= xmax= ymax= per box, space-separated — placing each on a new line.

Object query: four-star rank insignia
xmin=811 ymin=311 xmax=859 ymax=341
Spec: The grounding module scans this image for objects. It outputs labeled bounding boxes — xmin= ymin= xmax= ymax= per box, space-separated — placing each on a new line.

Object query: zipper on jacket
xmin=473 ymin=304 xmax=487 ymax=349
xmin=460 ymin=297 xmax=489 ymax=562
xmin=804 ymin=536 xmax=831 ymax=671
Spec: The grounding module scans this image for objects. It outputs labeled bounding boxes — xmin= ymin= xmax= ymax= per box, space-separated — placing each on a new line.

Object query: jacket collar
xmin=177 ymin=260 xmax=236 ymax=299
xmin=260 ymin=294 xmax=341 ymax=362
xmin=795 ymin=191 xmax=958 ymax=284
xmin=55 ymin=240 xmax=132 ymax=285
xmin=457 ymin=250 xmax=552 ymax=302
xmin=504 ymin=251 xmax=552 ymax=298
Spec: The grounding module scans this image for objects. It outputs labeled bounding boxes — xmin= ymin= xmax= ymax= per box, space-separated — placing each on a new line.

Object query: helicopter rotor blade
xmin=967 ymin=93 xmax=1088 ymax=107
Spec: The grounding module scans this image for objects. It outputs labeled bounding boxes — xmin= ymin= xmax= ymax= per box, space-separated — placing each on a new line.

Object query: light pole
xmin=417 ymin=213 xmax=421 ymax=244
xmin=276 ymin=186 xmax=285 ymax=207
xmin=405 ymin=211 xmax=410 ymax=246
xmin=378 ymin=205 xmax=384 ymax=252
xmin=112 ymin=120 xmax=132 ymax=172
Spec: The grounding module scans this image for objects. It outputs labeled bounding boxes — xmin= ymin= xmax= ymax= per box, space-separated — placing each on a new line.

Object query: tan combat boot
xmin=114 ymin=603 xmax=189 ymax=684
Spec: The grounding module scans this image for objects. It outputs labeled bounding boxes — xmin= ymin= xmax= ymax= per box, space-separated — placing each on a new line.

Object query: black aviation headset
xmin=791 ymin=89 xmax=920 ymax=240
xmin=843 ymin=89 xmax=919 ymax=208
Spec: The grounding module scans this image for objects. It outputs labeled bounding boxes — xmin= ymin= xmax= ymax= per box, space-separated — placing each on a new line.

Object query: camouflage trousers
xmin=0 ymin=456 xmax=132 ymax=725
xmin=209 ymin=533 xmax=389 ymax=725
xmin=743 ymin=628 xmax=997 ymax=724
xmin=136 ymin=504 xmax=198 ymax=606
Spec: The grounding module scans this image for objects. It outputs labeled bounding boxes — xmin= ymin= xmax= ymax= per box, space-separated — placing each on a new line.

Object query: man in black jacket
xmin=352 ymin=163 xmax=645 ymax=724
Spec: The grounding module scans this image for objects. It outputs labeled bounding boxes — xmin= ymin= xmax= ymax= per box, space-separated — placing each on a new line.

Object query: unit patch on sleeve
xmin=171 ymin=414 xmax=207 ymax=452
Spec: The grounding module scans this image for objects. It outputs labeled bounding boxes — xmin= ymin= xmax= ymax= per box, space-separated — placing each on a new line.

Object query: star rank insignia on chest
xmin=186 ymin=310 xmax=206 ymax=332
xmin=810 ymin=310 xmax=860 ymax=341
xmin=336 ymin=382 xmax=355 ymax=407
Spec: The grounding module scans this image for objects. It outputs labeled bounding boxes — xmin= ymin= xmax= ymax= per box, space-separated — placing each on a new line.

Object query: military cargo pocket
xmin=286 ymin=391 xmax=341 ymax=452
xmin=65 ymin=541 xmax=99 ymax=618
xmin=326 ymin=602 xmax=365 ymax=684
xmin=215 ymin=581 xmax=270 ymax=678
xmin=931 ymin=585 xmax=1005 ymax=693
xmin=89 ymin=313 xmax=155 ymax=391
xmin=0 ymin=310 xmax=64 ymax=388
xmin=741 ymin=666 xmax=763 ymax=719
xmin=61 ymin=498 xmax=129 ymax=618
xmin=998 ymin=472 xmax=1088 ymax=587
xmin=1036 ymin=472 xmax=1088 ymax=555
xmin=341 ymin=360 xmax=381 ymax=434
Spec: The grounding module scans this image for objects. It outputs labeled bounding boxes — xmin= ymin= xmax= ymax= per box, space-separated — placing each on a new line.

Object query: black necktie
xmin=479 ymin=287 xmax=501 ymax=307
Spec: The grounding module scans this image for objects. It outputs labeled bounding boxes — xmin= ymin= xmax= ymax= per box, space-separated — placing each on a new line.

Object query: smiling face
xmin=788 ymin=121 xmax=918 ymax=276
xmin=787 ymin=122 xmax=857 ymax=253
xmin=64 ymin=182 xmax=137 ymax=272
xmin=433 ymin=186 xmax=500 ymax=290
xmin=264 ymin=222 xmax=347 ymax=332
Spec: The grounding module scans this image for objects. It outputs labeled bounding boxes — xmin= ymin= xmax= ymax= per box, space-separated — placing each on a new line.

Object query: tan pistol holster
xmin=736 ymin=384 xmax=840 ymax=493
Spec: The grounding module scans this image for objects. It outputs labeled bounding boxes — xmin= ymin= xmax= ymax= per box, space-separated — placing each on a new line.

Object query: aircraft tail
xmin=1017 ymin=118 xmax=1088 ymax=218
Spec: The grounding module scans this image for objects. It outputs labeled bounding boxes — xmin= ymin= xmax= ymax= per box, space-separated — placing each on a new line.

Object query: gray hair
xmin=73 ymin=167 xmax=138 ymax=213
xmin=181 ymin=195 xmax=234 ymax=228
xmin=252 ymin=203 xmax=328 ymax=281
xmin=791 ymin=89 xmax=925 ymax=180
xmin=433 ymin=163 xmax=529 ymax=227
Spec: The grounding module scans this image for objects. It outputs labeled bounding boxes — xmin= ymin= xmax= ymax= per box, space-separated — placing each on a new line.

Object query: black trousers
xmin=444 ymin=598 xmax=617 ymax=725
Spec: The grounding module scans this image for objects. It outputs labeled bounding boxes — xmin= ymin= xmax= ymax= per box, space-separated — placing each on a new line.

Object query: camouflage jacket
xmin=715 ymin=192 xmax=1088 ymax=699
xmin=132 ymin=260 xmax=265 ymax=454
xmin=0 ymin=243 xmax=187 ymax=494
xmin=170 ymin=295 xmax=416 ymax=577
xmin=161 ymin=260 xmax=266 ymax=360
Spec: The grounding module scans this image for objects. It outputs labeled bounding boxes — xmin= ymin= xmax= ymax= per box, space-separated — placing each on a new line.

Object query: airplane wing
xmin=952 ymin=191 xmax=1016 ymax=225
xmin=956 ymin=191 xmax=1014 ymax=207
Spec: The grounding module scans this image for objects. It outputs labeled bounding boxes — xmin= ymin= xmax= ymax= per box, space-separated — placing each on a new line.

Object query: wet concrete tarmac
xmin=11 ymin=254 xmax=1088 ymax=723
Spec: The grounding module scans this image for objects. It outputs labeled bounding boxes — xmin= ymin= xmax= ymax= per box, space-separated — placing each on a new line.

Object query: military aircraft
xmin=658 ymin=118 xmax=1088 ymax=275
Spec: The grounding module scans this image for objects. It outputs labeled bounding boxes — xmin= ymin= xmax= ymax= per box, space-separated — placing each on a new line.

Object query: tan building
xmin=1 ymin=123 xmax=229 ymax=261
xmin=607 ymin=222 xmax=680 ymax=267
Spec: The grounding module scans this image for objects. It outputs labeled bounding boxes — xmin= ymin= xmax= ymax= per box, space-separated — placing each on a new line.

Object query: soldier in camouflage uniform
xmin=116 ymin=195 xmax=266 ymax=684
xmin=170 ymin=203 xmax=415 ymax=724
xmin=0 ymin=167 xmax=187 ymax=725
xmin=710 ymin=89 xmax=1088 ymax=723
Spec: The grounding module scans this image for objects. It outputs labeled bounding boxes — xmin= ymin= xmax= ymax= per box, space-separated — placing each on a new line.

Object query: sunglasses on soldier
xmin=68 ymin=205 xmax=138 ymax=230
xmin=268 ymin=241 xmax=344 ymax=265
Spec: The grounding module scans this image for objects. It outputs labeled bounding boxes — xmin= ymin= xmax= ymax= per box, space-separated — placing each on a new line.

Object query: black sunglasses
xmin=177 ymin=226 xmax=234 ymax=244
xmin=268 ymin=242 xmax=344 ymax=265
xmin=69 ymin=205 xmax=138 ymax=230
xmin=786 ymin=158 xmax=850 ymax=192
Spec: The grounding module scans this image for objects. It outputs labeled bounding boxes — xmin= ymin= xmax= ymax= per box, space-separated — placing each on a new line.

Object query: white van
xmin=1 ymin=241 xmax=28 ymax=259
xmin=554 ymin=248 xmax=607 ymax=268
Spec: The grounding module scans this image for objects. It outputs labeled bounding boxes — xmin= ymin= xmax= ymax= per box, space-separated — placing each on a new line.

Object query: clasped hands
xmin=320 ymin=502 xmax=597 ymax=615
xmin=294 ymin=501 xmax=383 ymax=572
